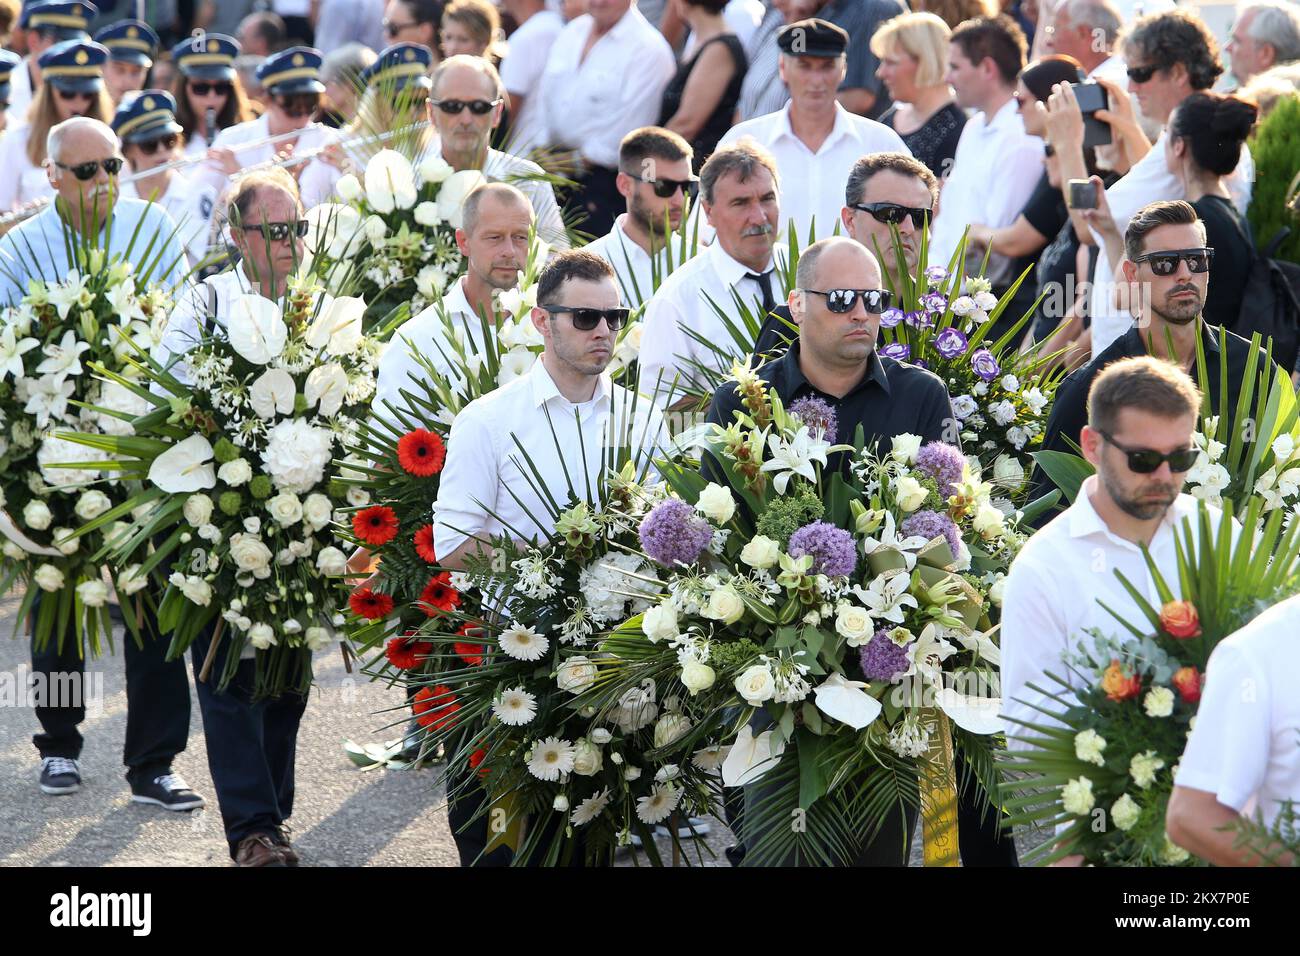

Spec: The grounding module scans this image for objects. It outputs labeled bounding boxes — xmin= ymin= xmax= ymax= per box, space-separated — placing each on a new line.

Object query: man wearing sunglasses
xmin=1003 ymin=356 xmax=1224 ymax=865
xmin=113 ymin=89 xmax=218 ymax=268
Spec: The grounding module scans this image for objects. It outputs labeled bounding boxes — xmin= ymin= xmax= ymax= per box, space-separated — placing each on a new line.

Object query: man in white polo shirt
xmin=717 ymin=17 xmax=908 ymax=242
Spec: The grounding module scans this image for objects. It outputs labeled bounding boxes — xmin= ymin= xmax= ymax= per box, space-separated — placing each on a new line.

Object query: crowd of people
xmin=2 ymin=0 xmax=1299 ymax=867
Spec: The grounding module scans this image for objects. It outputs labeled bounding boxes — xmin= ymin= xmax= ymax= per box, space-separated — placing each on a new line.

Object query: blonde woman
xmin=872 ymin=12 xmax=966 ymax=178
xmin=441 ymin=0 xmax=505 ymax=62
xmin=0 ymin=39 xmax=113 ymax=214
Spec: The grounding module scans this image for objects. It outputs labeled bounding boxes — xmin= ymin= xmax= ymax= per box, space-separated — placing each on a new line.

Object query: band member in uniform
xmin=5 ymin=1 xmax=96 ymax=126
xmin=92 ymin=18 xmax=157 ymax=104
xmin=171 ymin=33 xmax=254 ymax=160
xmin=0 ymin=50 xmax=20 ymax=136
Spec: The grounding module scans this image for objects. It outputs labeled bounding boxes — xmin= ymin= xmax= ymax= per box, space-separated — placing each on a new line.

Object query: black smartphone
xmin=1067 ymin=178 xmax=1097 ymax=209
xmin=1070 ymin=81 xmax=1113 ymax=148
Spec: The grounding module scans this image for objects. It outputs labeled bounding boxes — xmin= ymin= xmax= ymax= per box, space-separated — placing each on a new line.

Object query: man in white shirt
xmin=929 ymin=15 xmax=1043 ymax=275
xmin=1225 ymin=1 xmax=1300 ymax=87
xmin=538 ymin=0 xmax=675 ymax=237
xmin=375 ymin=182 xmax=535 ymax=423
xmin=1043 ymin=0 xmax=1127 ymax=84
xmin=499 ymin=0 xmax=564 ymax=157
xmin=717 ymin=18 xmax=909 ymax=243
xmin=584 ymin=125 xmax=695 ymax=309
xmin=1167 ymin=592 xmax=1300 ymax=866
xmin=639 ymin=139 xmax=787 ymax=407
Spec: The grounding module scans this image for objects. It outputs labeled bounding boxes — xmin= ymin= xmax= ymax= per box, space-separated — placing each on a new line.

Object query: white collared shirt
xmin=432 ymin=357 xmax=668 ymax=557
xmin=194 ymin=114 xmax=332 ymax=198
xmin=121 ymin=171 xmax=218 ymax=268
xmin=584 ymin=214 xmax=693 ymax=309
xmin=500 ymin=9 xmax=565 ymax=156
xmin=999 ymin=475 xmax=1226 ymax=749
xmin=539 ymin=8 xmax=676 ymax=169
xmin=154 ymin=266 xmax=257 ymax=386
xmin=4 ymin=57 xmax=34 ymax=129
xmin=638 ymin=239 xmax=788 ymax=404
xmin=929 ymin=97 xmax=1044 ymax=268
xmin=716 ymin=103 xmax=910 ymax=242
xmin=0 ymin=123 xmax=52 ymax=213
xmin=1176 ymin=593 xmax=1300 ymax=829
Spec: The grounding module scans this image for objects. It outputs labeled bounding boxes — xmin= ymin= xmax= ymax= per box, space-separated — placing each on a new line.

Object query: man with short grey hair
xmin=1043 ymin=0 xmax=1127 ymax=83
xmin=1227 ymin=1 xmax=1300 ymax=86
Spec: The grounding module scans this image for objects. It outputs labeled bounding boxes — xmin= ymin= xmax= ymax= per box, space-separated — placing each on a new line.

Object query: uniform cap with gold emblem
xmin=20 ymin=1 xmax=97 ymax=42
xmin=170 ymin=32 xmax=241 ymax=82
xmin=0 ymin=50 xmax=21 ymax=108
xmin=38 ymin=38 xmax=108 ymax=95
xmin=112 ymin=88 xmax=184 ymax=144
xmin=257 ymin=45 xmax=325 ymax=96
xmin=94 ymin=19 xmax=161 ymax=68
xmin=359 ymin=43 xmax=434 ymax=92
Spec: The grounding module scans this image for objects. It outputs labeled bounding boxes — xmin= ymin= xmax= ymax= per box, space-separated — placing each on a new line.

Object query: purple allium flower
xmin=920 ymin=290 xmax=948 ymax=314
xmin=970 ymin=347 xmax=1001 ymax=382
xmin=788 ymin=396 xmax=838 ymax=443
xmin=925 ymin=265 xmax=949 ymax=284
xmin=860 ymin=630 xmax=912 ymax=682
xmin=787 ymin=521 xmax=857 ymax=578
xmin=901 ymin=509 xmax=962 ymax=557
xmin=913 ymin=441 xmax=967 ymax=497
xmin=880 ymin=342 xmax=910 ymax=362
xmin=880 ymin=308 xmax=905 ymax=328
xmin=933 ymin=326 xmax=969 ymax=360
xmin=639 ymin=498 xmax=713 ymax=567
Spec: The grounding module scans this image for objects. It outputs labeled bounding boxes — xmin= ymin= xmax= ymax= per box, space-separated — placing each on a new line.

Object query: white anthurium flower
xmin=227 ymin=294 xmax=287 ymax=365
xmin=859 ymin=511 xmax=928 ymax=570
xmin=46 ymin=271 xmax=89 ymax=319
xmin=852 ymin=572 xmax=919 ymax=624
xmin=35 ymin=329 xmax=92 ymax=380
xmin=306 ymin=295 xmax=366 ymax=354
xmin=417 ymin=154 xmax=453 ymax=185
xmin=759 ymin=425 xmax=829 ymax=495
xmin=0 ymin=326 xmax=40 ymax=381
xmin=305 ymin=203 xmax=366 ymax=261
xmin=23 ymin=375 xmax=76 ymax=428
xmin=720 ymin=725 xmax=787 ymax=788
xmin=248 ymin=367 xmax=297 ymax=419
xmin=903 ymin=623 xmax=958 ymax=686
xmin=813 ymin=672 xmax=882 ymax=730
xmin=335 ymin=173 xmax=362 ymax=202
xmin=363 ymin=149 xmax=417 ymax=213
xmin=437 ymin=169 xmax=488 ymax=228
xmin=936 ymin=687 xmax=1006 ymax=735
xmin=305 ymin=363 xmax=349 ymax=417
xmin=148 ymin=434 xmax=218 ymax=493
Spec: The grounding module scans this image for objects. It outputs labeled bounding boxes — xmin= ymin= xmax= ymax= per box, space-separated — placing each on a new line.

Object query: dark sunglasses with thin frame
xmin=55 ymin=157 xmax=124 ymax=180
xmin=189 ymin=81 xmax=232 ymax=96
xmin=240 ymin=219 xmax=310 ymax=241
xmin=801 ymin=288 xmax=894 ymax=314
xmin=541 ymin=305 xmax=630 ymax=331
xmin=431 ymin=98 xmax=500 ymax=116
xmin=1096 ymin=428 xmax=1199 ymax=474
xmin=622 ymin=169 xmax=699 ymax=200
xmin=851 ymin=201 xmax=931 ymax=229
xmin=136 ymin=134 xmax=180 ymax=156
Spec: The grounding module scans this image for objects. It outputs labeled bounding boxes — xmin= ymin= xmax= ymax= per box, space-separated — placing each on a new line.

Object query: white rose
xmin=316 ymin=546 xmax=348 ymax=576
xmin=557 ymin=655 xmax=598 ymax=694
xmin=52 ymin=528 xmax=79 ymax=556
xmin=169 ymin=572 xmax=213 ymax=606
xmin=415 ymin=265 xmax=445 ymax=300
xmin=363 ymin=214 xmax=387 ymax=243
xmin=23 ymin=499 xmax=52 ymax=530
xmin=266 ymin=492 xmax=303 ymax=527
xmin=641 ymin=602 xmax=679 ymax=643
xmin=705 ymin=584 xmax=745 ymax=625
xmin=695 ymin=482 xmax=736 ymax=524
xmin=335 ymin=173 xmax=362 ymax=202
xmin=972 ymin=502 xmax=1006 ymax=539
xmin=305 ymin=626 xmax=332 ymax=651
xmin=417 ymin=155 xmax=453 ymax=184
xmin=76 ymin=579 xmax=109 ymax=607
xmin=891 ymin=433 xmax=922 ymax=464
xmin=183 ymin=493 xmax=213 ymax=527
xmin=3 ymin=541 xmax=25 ymax=560
xmin=261 ymin=419 xmax=334 ymax=493
xmin=740 ymin=534 xmax=781 ymax=570
xmin=33 ymin=563 xmax=65 ymax=591
xmin=653 ymin=712 xmax=692 ymax=748
xmin=988 ymin=574 xmax=1007 ymax=607
xmin=229 ymin=532 xmax=273 ymax=574
xmin=623 ymin=766 xmax=641 ymax=782
xmin=1272 ymin=433 xmax=1296 ymax=464
xmin=892 ymin=474 xmax=927 ymax=512
xmin=552 ymin=795 xmax=570 ymax=812
xmin=302 ymin=493 xmax=333 ymax=531
xmin=117 ymin=564 xmax=149 ymax=595
xmin=835 ymin=604 xmax=875 ymax=647
xmin=590 ymin=728 xmax=613 ymax=745
xmin=243 ymin=516 xmax=262 ymax=534
xmin=734 ymin=664 xmax=775 ymax=705
xmin=992 ymin=454 xmax=1025 ymax=487
xmin=1143 ymin=686 xmax=1175 ymax=718
xmin=218 ymin=459 xmax=253 ymax=487
xmin=571 ymin=738 xmax=603 ymax=776
xmin=680 ymin=660 xmax=716 ymax=695
xmin=413 ymin=201 xmax=440 ymax=227
xmin=248 ymin=623 xmax=277 ymax=650
xmin=75 ymin=490 xmax=112 ymax=521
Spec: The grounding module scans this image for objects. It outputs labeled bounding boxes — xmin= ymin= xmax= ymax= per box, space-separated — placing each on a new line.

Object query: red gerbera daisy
xmin=419 ymin=571 xmax=461 ymax=617
xmin=468 ymin=747 xmax=489 ymax=777
xmin=397 ymin=429 xmax=447 ymax=477
xmin=353 ymin=505 xmax=399 ymax=546
xmin=413 ymin=524 xmax=437 ymax=563
xmin=385 ymin=635 xmax=434 ymax=670
xmin=412 ymin=684 xmax=460 ymax=730
xmin=454 ymin=622 xmax=485 ymax=665
xmin=349 ymin=587 xmax=394 ymax=620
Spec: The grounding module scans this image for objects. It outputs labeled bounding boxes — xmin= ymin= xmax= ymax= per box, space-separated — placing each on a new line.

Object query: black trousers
xmin=30 ymin=595 xmax=191 ymax=787
xmin=189 ymin=629 xmax=308 ymax=859
xmin=567 ymin=164 xmax=621 ymax=241
xmin=955 ymin=751 xmax=1019 ymax=866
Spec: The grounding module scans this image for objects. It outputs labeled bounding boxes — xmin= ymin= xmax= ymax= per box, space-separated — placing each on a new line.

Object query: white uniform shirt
xmin=120 ymin=171 xmax=218 ymax=268
xmin=4 ymin=57 xmax=35 ymax=129
xmin=716 ymin=103 xmax=910 ymax=242
xmin=639 ymin=240 xmax=788 ymax=404
xmin=194 ymin=114 xmax=332 ymax=199
xmin=499 ymin=9 xmax=565 ymax=157
xmin=0 ymin=124 xmax=53 ymax=213
xmin=538 ymin=7 xmax=676 ymax=169
xmin=432 ymin=357 xmax=668 ymax=557
xmin=583 ymin=213 xmax=692 ymax=309
xmin=929 ymin=97 xmax=1044 ymax=268
xmin=1176 ymin=593 xmax=1300 ymax=829
xmin=999 ymin=476 xmax=1225 ymax=748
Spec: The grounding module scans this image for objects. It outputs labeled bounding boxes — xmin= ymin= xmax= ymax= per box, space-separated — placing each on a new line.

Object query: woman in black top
xmin=1164 ymin=91 xmax=1259 ymax=331
xmin=870 ymin=12 xmax=966 ymax=179
xmin=658 ymin=0 xmax=746 ymax=173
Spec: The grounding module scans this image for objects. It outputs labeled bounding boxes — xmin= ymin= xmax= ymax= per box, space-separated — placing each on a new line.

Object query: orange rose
xmin=1172 ymin=666 xmax=1202 ymax=703
xmin=1160 ymin=601 xmax=1202 ymax=639
xmin=1101 ymin=659 xmax=1142 ymax=702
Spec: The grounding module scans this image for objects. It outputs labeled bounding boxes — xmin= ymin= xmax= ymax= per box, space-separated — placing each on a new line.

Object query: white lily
xmin=813 ymin=672 xmax=882 ymax=730
xmin=227 ymin=294 xmax=287 ymax=365
xmin=759 ymin=425 xmax=829 ymax=494
xmin=936 ymin=686 xmax=1006 ymax=735
xmin=852 ymin=572 xmax=918 ymax=624
xmin=23 ymin=374 xmax=76 ymax=428
xmin=903 ymin=622 xmax=958 ymax=686
xmin=720 ymin=725 xmax=786 ymax=788
xmin=148 ymin=434 xmax=217 ymax=493
xmin=0 ymin=326 xmax=39 ymax=382
xmin=35 ymin=330 xmax=91 ymax=380
xmin=105 ymin=277 xmax=146 ymax=325
xmin=859 ymin=511 xmax=928 ymax=570
xmin=955 ymin=626 xmax=1001 ymax=667
xmin=46 ymin=272 xmax=90 ymax=319
xmin=248 ymin=368 xmax=297 ymax=419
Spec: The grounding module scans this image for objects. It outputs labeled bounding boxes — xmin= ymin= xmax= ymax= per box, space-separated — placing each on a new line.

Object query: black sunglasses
xmin=275 ymin=93 xmax=319 ymax=118
xmin=1096 ymin=429 xmax=1199 ymax=474
xmin=623 ymin=169 xmax=699 ymax=200
xmin=55 ymin=157 xmax=124 ymax=180
xmin=1131 ymin=247 xmax=1214 ymax=276
xmin=240 ymin=219 xmax=309 ymax=241
xmin=541 ymin=305 xmax=630 ymax=331
xmin=136 ymin=134 xmax=179 ymax=155
xmin=55 ymin=88 xmax=95 ymax=102
xmin=801 ymin=288 xmax=894 ymax=314
xmin=383 ymin=18 xmax=418 ymax=37
xmin=430 ymin=98 xmax=501 ymax=115
xmin=851 ymin=202 xmax=930 ymax=229
xmin=1126 ymin=64 xmax=1161 ymax=83
xmin=189 ymin=81 xmax=232 ymax=96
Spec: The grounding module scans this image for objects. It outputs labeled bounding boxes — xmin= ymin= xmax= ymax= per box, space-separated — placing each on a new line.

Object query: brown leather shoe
xmin=273 ymin=825 xmax=300 ymax=866
xmin=235 ymin=833 xmax=289 ymax=867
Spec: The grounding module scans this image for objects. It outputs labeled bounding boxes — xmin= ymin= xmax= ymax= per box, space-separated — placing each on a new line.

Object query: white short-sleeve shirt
xmin=499 ymin=9 xmax=565 ymax=157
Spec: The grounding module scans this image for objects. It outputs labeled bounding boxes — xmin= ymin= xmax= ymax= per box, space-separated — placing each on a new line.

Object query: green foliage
xmin=754 ymin=487 xmax=825 ymax=548
xmin=1247 ymin=93 xmax=1300 ymax=265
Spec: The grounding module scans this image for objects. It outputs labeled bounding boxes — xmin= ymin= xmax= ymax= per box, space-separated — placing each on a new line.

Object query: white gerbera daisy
xmin=635 ymin=783 xmax=683 ymax=825
xmin=527 ymin=736 xmax=575 ymax=782
xmin=492 ymin=686 xmax=538 ymax=726
xmin=499 ymin=622 xmax=550 ymax=661
xmin=570 ymin=788 xmax=612 ymax=827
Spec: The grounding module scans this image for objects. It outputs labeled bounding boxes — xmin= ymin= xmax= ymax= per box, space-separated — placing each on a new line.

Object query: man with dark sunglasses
xmin=1003 ymin=356 xmax=1227 ymax=866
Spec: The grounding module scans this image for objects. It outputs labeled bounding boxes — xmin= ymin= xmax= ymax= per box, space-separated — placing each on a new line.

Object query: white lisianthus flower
xmin=1143 ymin=686 xmax=1175 ymax=718
xmin=1061 ymin=776 xmax=1095 ymax=816
xmin=23 ymin=499 xmax=53 ymax=530
xmin=168 ymin=572 xmax=212 ymax=606
xmin=74 ymin=490 xmax=112 ymax=521
xmin=316 ymin=546 xmax=348 ymax=576
xmin=680 ymin=659 xmax=716 ymax=695
xmin=228 ymin=532 xmax=274 ymax=575
xmin=266 ymin=492 xmax=304 ymax=527
xmin=557 ymin=655 xmax=598 ymax=693
xmin=1074 ymin=729 xmax=1107 ymax=766
xmin=302 ymin=493 xmax=333 ymax=530
xmin=989 ymin=400 xmax=1018 ymax=427
xmin=76 ymin=579 xmax=109 ymax=607
xmin=183 ymin=493 xmax=214 ymax=527
xmin=892 ymin=474 xmax=928 ymax=512
xmin=217 ymin=458 xmax=253 ymax=486
xmin=734 ymin=664 xmax=775 ymax=705
xmin=571 ymin=737 xmax=603 ymax=776
xmin=641 ymin=602 xmax=679 ymax=643
xmin=248 ymin=623 xmax=277 ymax=650
xmin=653 ymin=712 xmax=692 ymax=748
xmin=33 ymin=564 xmax=65 ymax=591
xmin=1022 ymin=386 xmax=1048 ymax=416
xmin=950 ymin=394 xmax=979 ymax=420
xmin=891 ymin=433 xmax=922 ymax=464
xmin=117 ymin=564 xmax=149 ymax=595
xmin=261 ymin=418 xmax=334 ymax=493
xmin=1000 ymin=374 xmax=1020 ymax=392
xmin=304 ymin=626 xmax=332 ymax=651
xmin=740 ymin=534 xmax=781 ymax=569
xmin=1111 ymin=793 xmax=1141 ymax=831
xmin=52 ymin=528 xmax=79 ymax=556
xmin=695 ymin=482 xmax=736 ymax=523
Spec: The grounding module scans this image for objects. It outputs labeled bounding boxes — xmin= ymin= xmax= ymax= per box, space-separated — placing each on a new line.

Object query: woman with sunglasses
xmin=383 ymin=0 xmax=444 ymax=54
xmin=0 ymin=38 xmax=113 ymax=215
xmin=170 ymin=34 xmax=256 ymax=160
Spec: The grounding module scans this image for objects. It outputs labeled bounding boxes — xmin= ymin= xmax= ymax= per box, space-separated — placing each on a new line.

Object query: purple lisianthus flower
xmin=879 ymin=342 xmax=910 ymax=362
xmin=920 ymin=290 xmax=948 ymax=314
xmin=904 ymin=309 xmax=931 ymax=329
xmin=901 ymin=509 xmax=962 ymax=557
xmin=788 ymin=395 xmax=838 ymax=443
xmin=925 ymin=265 xmax=949 ymax=284
xmin=639 ymin=498 xmax=713 ymax=567
xmin=880 ymin=307 xmax=905 ymax=328
xmin=788 ymin=521 xmax=857 ymax=577
xmin=970 ymin=347 xmax=1001 ymax=382
xmin=913 ymin=441 xmax=967 ymax=497
xmin=933 ymin=326 xmax=969 ymax=360
xmin=860 ymin=630 xmax=912 ymax=682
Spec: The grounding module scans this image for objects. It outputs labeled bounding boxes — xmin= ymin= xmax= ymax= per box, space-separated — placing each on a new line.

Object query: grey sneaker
xmin=40 ymin=757 xmax=82 ymax=795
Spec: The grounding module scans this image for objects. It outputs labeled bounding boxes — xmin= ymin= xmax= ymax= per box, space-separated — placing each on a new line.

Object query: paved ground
xmin=0 ymin=592 xmax=1043 ymax=867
